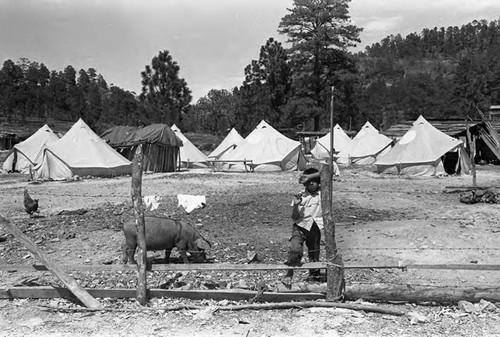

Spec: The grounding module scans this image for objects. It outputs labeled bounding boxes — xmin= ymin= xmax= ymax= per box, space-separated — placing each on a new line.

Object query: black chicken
xmin=23 ymin=189 xmax=39 ymax=217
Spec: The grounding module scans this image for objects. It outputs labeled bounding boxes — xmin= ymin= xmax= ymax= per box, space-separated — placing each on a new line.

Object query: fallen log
xmin=277 ymin=283 xmax=500 ymax=304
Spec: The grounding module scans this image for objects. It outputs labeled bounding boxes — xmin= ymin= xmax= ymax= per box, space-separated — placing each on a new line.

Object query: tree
xmin=236 ymin=38 xmax=292 ymax=132
xmin=140 ymin=50 xmax=192 ymax=125
xmin=187 ymin=89 xmax=235 ymax=135
xmin=278 ymin=0 xmax=362 ymax=130
xmin=102 ymin=86 xmax=139 ymax=125
xmin=0 ymin=59 xmax=23 ymax=118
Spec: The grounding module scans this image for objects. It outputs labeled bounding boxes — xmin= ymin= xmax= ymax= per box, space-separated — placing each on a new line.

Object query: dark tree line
xmin=0 ymin=58 xmax=137 ymax=132
xmin=356 ymin=19 xmax=500 ymax=129
xmin=0 ymin=51 xmax=190 ymax=133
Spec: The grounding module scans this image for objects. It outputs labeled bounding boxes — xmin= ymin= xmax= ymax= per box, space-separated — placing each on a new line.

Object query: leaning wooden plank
xmin=0 ymin=214 xmax=102 ymax=309
xmin=0 ymin=287 xmax=324 ymax=302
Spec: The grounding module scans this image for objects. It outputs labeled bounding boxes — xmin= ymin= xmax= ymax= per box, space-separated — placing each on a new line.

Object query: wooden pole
xmin=465 ymin=120 xmax=477 ymax=187
xmin=131 ymin=144 xmax=148 ymax=305
xmin=322 ymin=86 xmax=344 ymax=301
xmin=0 ymin=214 xmax=102 ymax=309
xmin=471 ymin=136 xmax=477 ymax=186
xmin=329 ymin=86 xmax=334 ymax=192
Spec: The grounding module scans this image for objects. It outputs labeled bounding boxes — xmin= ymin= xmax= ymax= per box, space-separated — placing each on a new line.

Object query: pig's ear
xmin=195 ymin=238 xmax=211 ymax=250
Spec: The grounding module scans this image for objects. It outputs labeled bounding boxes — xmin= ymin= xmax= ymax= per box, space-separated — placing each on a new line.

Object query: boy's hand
xmin=298 ymin=175 xmax=309 ymax=184
xmin=293 ymin=194 xmax=302 ymax=205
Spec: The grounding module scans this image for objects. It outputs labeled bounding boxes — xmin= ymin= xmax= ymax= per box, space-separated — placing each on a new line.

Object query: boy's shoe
xmin=284 ymin=259 xmax=303 ymax=267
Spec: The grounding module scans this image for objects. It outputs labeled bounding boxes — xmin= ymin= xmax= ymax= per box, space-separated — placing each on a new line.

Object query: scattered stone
xmin=458 ymin=300 xmax=478 ymax=313
xmin=479 ymin=299 xmax=497 ymax=312
xmin=246 ymin=250 xmax=260 ymax=263
xmin=408 ymin=311 xmax=428 ymax=324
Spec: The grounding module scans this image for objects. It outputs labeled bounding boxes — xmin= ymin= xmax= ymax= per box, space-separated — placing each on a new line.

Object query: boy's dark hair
xmin=303 ymin=168 xmax=320 ymax=184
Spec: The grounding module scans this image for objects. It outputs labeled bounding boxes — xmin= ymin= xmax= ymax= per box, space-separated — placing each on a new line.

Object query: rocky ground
xmin=0 ymin=165 xmax=500 ymax=336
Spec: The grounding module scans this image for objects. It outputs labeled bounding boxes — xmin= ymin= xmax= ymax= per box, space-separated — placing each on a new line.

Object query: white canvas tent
xmin=171 ymin=124 xmax=209 ymax=168
xmin=350 ymin=121 xmax=393 ymax=165
xmin=374 ymin=115 xmax=470 ymax=176
xmin=310 ymin=124 xmax=353 ymax=164
xmin=2 ymin=124 xmax=60 ymax=174
xmin=34 ymin=119 xmax=131 ymax=180
xmin=219 ymin=120 xmax=307 ymax=172
xmin=208 ymin=127 xmax=244 ymax=159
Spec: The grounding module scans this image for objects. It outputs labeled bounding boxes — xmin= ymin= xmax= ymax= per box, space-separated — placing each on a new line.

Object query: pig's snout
xmin=190 ymin=250 xmax=207 ymax=263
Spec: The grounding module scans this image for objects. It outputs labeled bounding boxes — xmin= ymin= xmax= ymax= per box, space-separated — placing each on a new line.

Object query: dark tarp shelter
xmin=455 ymin=122 xmax=500 ymax=165
xmin=101 ymin=124 xmax=182 ymax=172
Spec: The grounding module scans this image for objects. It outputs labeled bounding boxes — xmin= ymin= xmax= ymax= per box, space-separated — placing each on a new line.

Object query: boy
xmin=283 ymin=167 xmax=323 ymax=286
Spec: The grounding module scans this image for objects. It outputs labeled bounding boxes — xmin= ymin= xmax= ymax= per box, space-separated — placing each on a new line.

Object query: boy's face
xmin=304 ymin=180 xmax=319 ymax=193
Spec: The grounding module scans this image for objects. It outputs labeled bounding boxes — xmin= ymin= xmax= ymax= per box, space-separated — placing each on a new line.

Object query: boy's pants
xmin=285 ymin=222 xmax=321 ymax=278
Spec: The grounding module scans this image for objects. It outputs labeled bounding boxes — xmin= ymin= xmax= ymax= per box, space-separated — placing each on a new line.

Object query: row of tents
xmin=2 ymin=115 xmax=472 ymax=179
xmin=310 ymin=116 xmax=470 ymax=176
xmin=2 ymin=119 xmax=132 ymax=180
xmin=1 ymin=118 xmax=307 ymax=179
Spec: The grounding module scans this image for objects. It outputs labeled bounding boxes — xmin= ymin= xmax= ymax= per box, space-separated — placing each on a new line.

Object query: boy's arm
xmin=299 ymin=162 xmax=327 ymax=184
xmin=298 ymin=172 xmax=320 ymax=184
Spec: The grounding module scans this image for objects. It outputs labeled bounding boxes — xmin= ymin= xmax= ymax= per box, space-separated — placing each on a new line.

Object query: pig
xmin=121 ymin=216 xmax=211 ymax=264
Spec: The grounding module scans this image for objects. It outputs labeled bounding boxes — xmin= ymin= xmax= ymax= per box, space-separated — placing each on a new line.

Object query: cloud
xmin=363 ymin=16 xmax=403 ymax=36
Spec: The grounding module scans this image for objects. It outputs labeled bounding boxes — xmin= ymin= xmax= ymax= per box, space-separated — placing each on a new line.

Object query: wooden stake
xmin=465 ymin=120 xmax=476 ymax=187
xmin=131 ymin=144 xmax=148 ymax=305
xmin=322 ymin=86 xmax=344 ymax=301
xmin=320 ymin=164 xmax=344 ymax=301
xmin=0 ymin=214 xmax=102 ymax=309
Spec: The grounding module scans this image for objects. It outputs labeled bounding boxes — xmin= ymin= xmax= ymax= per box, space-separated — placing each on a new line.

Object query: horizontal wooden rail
xmin=0 ymin=286 xmax=324 ymax=303
xmin=3 ymin=284 xmax=500 ymax=305
xmin=206 ymin=159 xmax=254 ymax=172
xmin=206 ymin=160 xmax=253 ymax=163
xmin=2 ymin=262 xmax=499 ymax=273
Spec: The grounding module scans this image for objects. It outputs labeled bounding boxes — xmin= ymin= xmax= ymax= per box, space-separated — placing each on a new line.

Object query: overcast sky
xmin=1 ymin=0 xmax=500 ymax=102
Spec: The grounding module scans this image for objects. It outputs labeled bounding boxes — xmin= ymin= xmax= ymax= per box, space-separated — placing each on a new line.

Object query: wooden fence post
xmin=465 ymin=120 xmax=476 ymax=187
xmin=320 ymin=165 xmax=344 ymax=301
xmin=131 ymin=144 xmax=147 ymax=304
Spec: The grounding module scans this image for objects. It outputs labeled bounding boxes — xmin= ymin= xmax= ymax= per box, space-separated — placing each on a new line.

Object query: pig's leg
xmin=121 ymin=242 xmax=129 ymax=264
xmin=164 ymin=249 xmax=171 ymax=264
xmin=124 ymin=241 xmax=137 ymax=264
xmin=179 ymin=249 xmax=190 ymax=264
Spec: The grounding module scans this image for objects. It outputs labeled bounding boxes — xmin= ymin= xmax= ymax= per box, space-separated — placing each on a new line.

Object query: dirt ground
xmin=1 ymin=164 xmax=500 ymax=336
